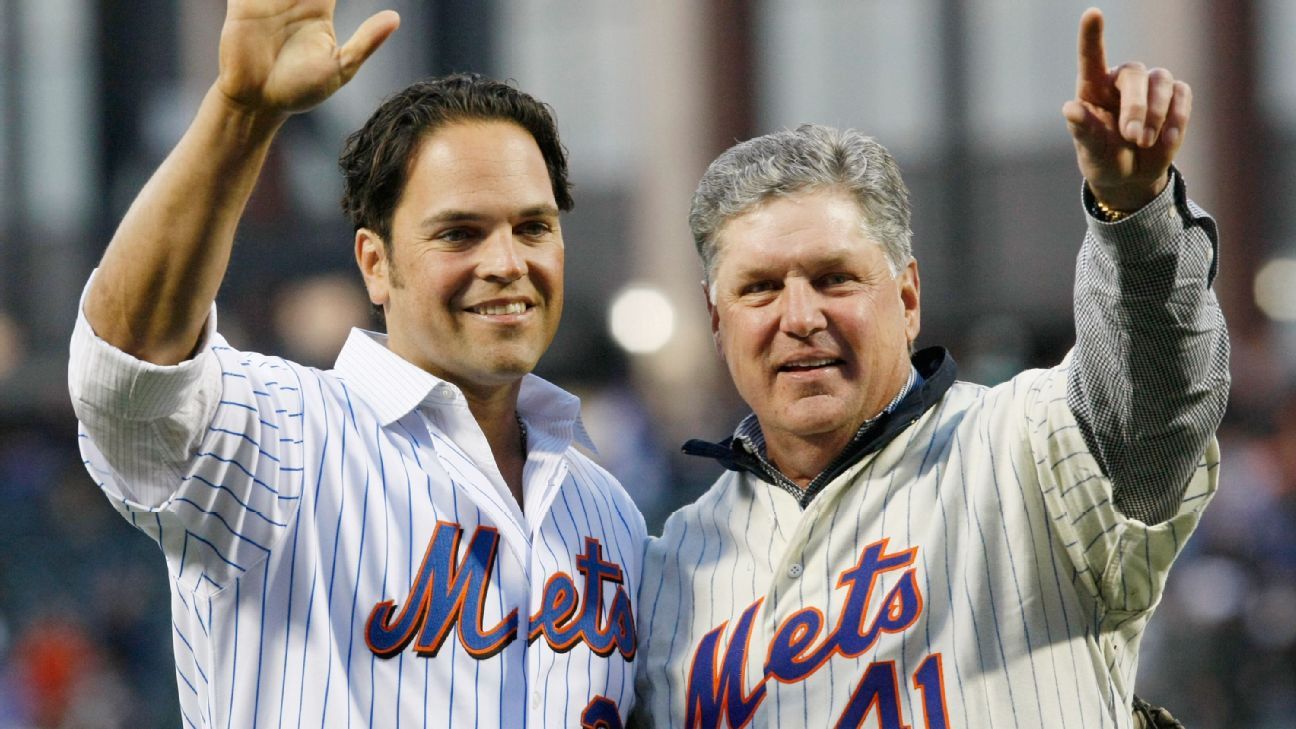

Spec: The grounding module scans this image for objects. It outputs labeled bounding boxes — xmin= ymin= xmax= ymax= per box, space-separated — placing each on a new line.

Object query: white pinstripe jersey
xmin=634 ymin=358 xmax=1218 ymax=729
xmin=70 ymin=297 xmax=646 ymax=729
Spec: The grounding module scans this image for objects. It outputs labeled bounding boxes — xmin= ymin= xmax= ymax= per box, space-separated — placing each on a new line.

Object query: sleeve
xmin=1022 ymin=362 xmax=1218 ymax=614
xmin=69 ymin=280 xmax=306 ymax=594
xmin=1067 ymin=169 xmax=1230 ymax=524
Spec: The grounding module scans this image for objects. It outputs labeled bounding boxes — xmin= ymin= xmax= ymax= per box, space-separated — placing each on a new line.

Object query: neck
xmin=462 ymin=382 xmax=528 ymax=506
xmin=764 ymin=429 xmax=857 ymax=489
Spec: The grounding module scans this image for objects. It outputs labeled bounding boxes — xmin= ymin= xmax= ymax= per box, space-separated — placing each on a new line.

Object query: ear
xmin=899 ymin=259 xmax=921 ymax=345
xmin=355 ymin=228 xmax=391 ymax=307
xmin=701 ymin=278 xmax=725 ymax=363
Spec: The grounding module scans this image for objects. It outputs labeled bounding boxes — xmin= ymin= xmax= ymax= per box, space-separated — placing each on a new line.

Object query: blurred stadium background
xmin=1 ymin=1 xmax=1294 ymax=726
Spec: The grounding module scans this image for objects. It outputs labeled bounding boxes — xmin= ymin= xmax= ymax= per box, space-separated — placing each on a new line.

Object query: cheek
xmin=523 ymin=246 xmax=564 ymax=291
xmin=718 ymin=314 xmax=769 ymax=372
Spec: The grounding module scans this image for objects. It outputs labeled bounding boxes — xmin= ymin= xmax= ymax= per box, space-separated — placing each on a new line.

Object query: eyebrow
xmin=729 ymin=252 xmax=856 ymax=279
xmin=418 ymin=204 xmax=561 ymax=228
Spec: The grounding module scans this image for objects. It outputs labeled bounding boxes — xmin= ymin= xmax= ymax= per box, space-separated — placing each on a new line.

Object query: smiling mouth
xmin=779 ymin=357 xmax=843 ymax=372
xmin=467 ymin=301 xmax=530 ymax=316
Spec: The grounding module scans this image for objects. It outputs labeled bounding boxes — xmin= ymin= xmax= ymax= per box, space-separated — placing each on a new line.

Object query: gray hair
xmin=690 ymin=123 xmax=913 ymax=288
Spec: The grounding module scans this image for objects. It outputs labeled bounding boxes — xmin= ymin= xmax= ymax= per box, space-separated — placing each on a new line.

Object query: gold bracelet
xmin=1094 ymin=198 xmax=1129 ymax=222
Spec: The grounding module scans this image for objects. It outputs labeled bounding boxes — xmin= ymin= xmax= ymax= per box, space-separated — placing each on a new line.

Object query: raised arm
xmin=1061 ymin=8 xmax=1228 ymax=524
xmin=85 ymin=0 xmax=398 ymax=364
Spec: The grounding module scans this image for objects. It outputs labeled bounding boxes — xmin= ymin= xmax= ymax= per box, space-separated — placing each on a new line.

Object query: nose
xmin=479 ymin=228 xmax=528 ymax=282
xmin=779 ymin=279 xmax=826 ymax=338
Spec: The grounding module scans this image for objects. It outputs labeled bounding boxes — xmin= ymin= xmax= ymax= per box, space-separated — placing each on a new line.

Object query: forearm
xmin=86 ymin=84 xmax=286 ymax=364
xmin=1067 ymin=170 xmax=1229 ymax=524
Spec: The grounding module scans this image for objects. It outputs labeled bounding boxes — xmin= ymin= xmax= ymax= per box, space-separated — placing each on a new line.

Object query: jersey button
xmin=787 ymin=563 xmax=804 ymax=578
xmin=433 ymin=384 xmax=455 ymax=401
xmin=531 ymin=691 xmax=542 ymax=709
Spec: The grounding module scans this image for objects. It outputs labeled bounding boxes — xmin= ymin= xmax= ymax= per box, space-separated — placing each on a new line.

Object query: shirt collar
xmin=332 ymin=328 xmax=596 ymax=450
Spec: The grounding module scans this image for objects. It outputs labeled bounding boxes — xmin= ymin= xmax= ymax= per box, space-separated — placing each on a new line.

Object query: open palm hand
xmin=217 ymin=0 xmax=399 ymax=115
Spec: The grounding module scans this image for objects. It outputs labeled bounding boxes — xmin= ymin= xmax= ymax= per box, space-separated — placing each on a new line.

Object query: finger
xmin=1156 ymin=80 xmax=1192 ymax=155
xmin=1062 ymin=99 xmax=1108 ymax=150
xmin=1076 ymin=8 xmax=1109 ymax=100
xmin=338 ymin=10 xmax=401 ymax=82
xmin=1114 ymin=62 xmax=1150 ymax=146
xmin=1140 ymin=67 xmax=1175 ymax=147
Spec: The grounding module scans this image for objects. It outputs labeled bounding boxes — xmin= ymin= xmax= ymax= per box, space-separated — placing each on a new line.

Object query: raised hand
xmin=86 ymin=1 xmax=399 ymax=364
xmin=217 ymin=0 xmax=399 ymax=116
xmin=1062 ymin=7 xmax=1191 ymax=212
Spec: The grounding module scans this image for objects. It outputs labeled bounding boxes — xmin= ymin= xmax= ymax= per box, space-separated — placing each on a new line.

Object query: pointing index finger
xmin=1076 ymin=7 xmax=1109 ymax=100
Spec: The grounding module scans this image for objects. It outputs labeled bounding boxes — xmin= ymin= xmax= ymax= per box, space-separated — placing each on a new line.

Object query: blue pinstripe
xmin=220 ymin=399 xmax=258 ymax=413
xmin=316 ymin=385 xmax=353 ymax=727
xmin=184 ymin=531 xmax=246 ymax=572
xmin=251 ymin=549 xmax=270 ymax=727
xmin=580 ymin=459 xmax=638 ymax=571
xmin=190 ymin=451 xmax=281 ymax=492
xmin=226 ymin=579 xmax=240 ymax=729
xmin=185 ymin=475 xmax=287 ymax=527
xmin=178 ymin=666 xmax=198 ymax=694
xmin=201 ymin=594 xmax=214 ymax=726
xmin=205 ymin=426 xmax=280 ymax=462
xmin=659 ymin=518 xmax=690 ymax=711
xmin=537 ymin=490 xmax=564 ymax=724
xmin=447 ymin=484 xmax=460 ymax=729
xmin=969 ymin=490 xmax=1025 ymax=729
xmin=1006 ymin=399 xmax=1075 ymax=729
xmin=174 ymin=498 xmax=271 ymax=553
xmin=1037 ymin=502 xmax=1089 ymax=729
xmin=343 ymin=467 xmax=374 ymax=729
xmin=794 ymin=506 xmax=815 ymax=726
xmin=372 ymin=428 xmax=394 ymax=729
xmin=572 ymin=468 xmax=621 ymax=701
xmin=926 ymin=407 xmax=970 ymax=720
xmin=557 ymin=489 xmax=586 ymax=728
xmin=291 ymin=378 xmax=331 ymax=729
xmin=981 ymin=410 xmax=1046 ymax=727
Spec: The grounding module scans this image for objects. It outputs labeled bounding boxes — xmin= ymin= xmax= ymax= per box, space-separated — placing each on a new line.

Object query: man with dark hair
xmin=67 ymin=2 xmax=644 ymax=726
xmin=634 ymin=9 xmax=1225 ymax=728
xmin=338 ymin=73 xmax=576 ymax=236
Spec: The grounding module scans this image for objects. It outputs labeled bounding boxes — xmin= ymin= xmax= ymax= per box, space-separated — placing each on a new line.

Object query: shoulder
xmin=212 ymin=342 xmax=351 ymax=414
xmin=935 ymin=368 xmax=1064 ymax=420
xmin=563 ymin=447 xmax=648 ymax=540
xmin=645 ymin=470 xmax=744 ymax=565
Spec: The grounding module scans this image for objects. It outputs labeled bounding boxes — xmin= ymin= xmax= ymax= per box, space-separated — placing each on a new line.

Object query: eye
xmin=818 ymin=272 xmax=854 ymax=288
xmin=436 ymin=227 xmax=479 ymax=245
xmin=516 ymin=220 xmax=553 ymax=238
xmin=739 ymin=280 xmax=777 ymax=296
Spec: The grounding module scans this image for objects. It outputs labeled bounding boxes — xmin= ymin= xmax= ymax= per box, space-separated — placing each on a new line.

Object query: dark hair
xmin=339 ymin=73 xmax=573 ymax=244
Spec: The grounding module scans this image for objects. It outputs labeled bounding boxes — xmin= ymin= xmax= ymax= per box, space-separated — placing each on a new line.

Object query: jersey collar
xmin=332 ymin=328 xmax=596 ymax=451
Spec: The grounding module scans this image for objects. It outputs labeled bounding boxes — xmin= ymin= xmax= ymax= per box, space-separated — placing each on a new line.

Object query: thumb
xmin=1062 ymin=99 xmax=1108 ymax=150
xmin=338 ymin=10 xmax=401 ymax=83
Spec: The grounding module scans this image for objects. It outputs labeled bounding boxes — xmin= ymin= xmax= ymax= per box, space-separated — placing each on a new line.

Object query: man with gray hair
xmin=633 ymin=9 xmax=1220 ymax=728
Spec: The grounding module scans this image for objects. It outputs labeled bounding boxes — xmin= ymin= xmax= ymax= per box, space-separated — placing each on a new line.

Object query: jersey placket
xmin=414 ymin=401 xmax=534 ymax=666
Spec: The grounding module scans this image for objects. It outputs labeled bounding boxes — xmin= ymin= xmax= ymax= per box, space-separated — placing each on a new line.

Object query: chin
xmin=772 ymin=400 xmax=855 ymax=438
xmin=487 ymin=353 xmax=543 ymax=379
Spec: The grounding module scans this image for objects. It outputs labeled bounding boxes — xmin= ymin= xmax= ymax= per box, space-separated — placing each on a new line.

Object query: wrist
xmin=1087 ymin=172 xmax=1170 ymax=215
xmin=205 ymin=84 xmax=290 ymax=143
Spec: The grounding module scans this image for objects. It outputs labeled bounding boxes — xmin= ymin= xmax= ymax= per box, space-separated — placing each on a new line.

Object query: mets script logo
xmin=365 ymin=521 xmax=636 ymax=661
xmin=685 ymin=539 xmax=951 ymax=729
